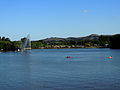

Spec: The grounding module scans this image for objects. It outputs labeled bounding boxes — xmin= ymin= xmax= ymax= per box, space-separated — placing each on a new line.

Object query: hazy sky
xmin=0 ymin=0 xmax=120 ymax=40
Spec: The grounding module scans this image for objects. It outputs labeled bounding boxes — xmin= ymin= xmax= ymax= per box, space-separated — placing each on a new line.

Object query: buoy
xmin=107 ymin=56 xmax=112 ymax=59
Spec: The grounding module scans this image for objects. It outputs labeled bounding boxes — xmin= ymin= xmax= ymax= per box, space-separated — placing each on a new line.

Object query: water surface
xmin=0 ymin=48 xmax=120 ymax=90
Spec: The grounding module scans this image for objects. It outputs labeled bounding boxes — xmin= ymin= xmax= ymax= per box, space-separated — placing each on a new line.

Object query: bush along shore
xmin=0 ymin=34 xmax=120 ymax=52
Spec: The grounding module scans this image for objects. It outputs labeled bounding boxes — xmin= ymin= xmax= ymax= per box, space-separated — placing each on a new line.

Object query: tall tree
xmin=2 ymin=37 xmax=5 ymax=41
xmin=110 ymin=34 xmax=120 ymax=49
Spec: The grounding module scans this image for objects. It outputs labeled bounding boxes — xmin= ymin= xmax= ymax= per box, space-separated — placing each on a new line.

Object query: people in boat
xmin=107 ymin=56 xmax=112 ymax=59
xmin=65 ymin=56 xmax=72 ymax=58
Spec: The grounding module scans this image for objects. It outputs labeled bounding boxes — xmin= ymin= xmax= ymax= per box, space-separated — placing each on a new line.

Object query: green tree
xmin=110 ymin=34 xmax=120 ymax=49
xmin=2 ymin=37 xmax=5 ymax=41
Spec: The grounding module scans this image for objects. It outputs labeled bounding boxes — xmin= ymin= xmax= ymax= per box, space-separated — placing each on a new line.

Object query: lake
xmin=0 ymin=48 xmax=120 ymax=90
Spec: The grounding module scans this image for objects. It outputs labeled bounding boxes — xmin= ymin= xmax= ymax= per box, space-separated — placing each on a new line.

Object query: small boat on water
xmin=65 ymin=56 xmax=73 ymax=58
xmin=107 ymin=56 xmax=112 ymax=59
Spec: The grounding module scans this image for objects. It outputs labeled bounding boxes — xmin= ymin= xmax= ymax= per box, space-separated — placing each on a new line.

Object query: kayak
xmin=107 ymin=56 xmax=112 ymax=59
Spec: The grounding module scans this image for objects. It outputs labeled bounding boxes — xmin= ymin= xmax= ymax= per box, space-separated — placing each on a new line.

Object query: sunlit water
xmin=0 ymin=48 xmax=120 ymax=90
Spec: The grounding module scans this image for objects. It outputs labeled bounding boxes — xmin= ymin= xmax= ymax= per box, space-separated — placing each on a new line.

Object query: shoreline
xmin=0 ymin=47 xmax=108 ymax=52
xmin=32 ymin=45 xmax=108 ymax=49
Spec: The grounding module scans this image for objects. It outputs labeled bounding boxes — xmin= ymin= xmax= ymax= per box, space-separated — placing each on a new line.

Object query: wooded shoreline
xmin=0 ymin=34 xmax=120 ymax=52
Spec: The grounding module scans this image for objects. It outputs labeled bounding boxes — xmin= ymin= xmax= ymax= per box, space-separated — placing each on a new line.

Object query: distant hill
xmin=42 ymin=34 xmax=100 ymax=42
xmin=1 ymin=34 xmax=120 ymax=51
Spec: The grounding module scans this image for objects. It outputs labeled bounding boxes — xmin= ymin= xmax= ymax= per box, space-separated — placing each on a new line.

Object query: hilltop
xmin=31 ymin=34 xmax=112 ymax=49
xmin=42 ymin=34 xmax=100 ymax=42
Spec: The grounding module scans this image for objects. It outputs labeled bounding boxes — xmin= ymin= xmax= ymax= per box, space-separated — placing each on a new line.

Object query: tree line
xmin=0 ymin=37 xmax=20 ymax=51
xmin=31 ymin=34 xmax=120 ymax=49
xmin=0 ymin=34 xmax=120 ymax=51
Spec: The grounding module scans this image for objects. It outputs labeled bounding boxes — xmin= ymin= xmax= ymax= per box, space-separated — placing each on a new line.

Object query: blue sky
xmin=0 ymin=0 xmax=120 ymax=40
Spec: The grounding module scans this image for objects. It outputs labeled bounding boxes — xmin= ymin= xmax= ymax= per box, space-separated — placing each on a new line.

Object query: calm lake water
xmin=0 ymin=48 xmax=120 ymax=90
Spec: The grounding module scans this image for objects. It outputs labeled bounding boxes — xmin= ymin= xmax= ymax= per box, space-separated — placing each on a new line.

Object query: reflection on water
xmin=0 ymin=48 xmax=120 ymax=90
